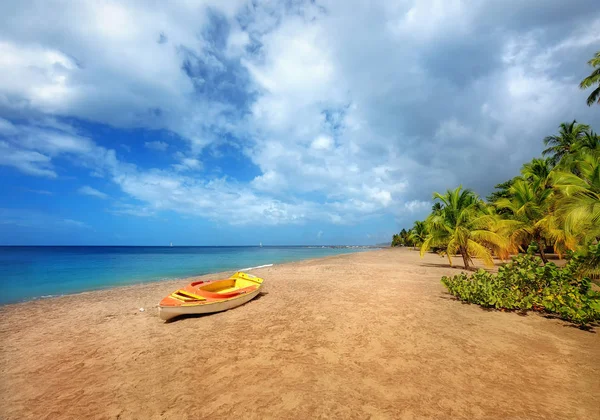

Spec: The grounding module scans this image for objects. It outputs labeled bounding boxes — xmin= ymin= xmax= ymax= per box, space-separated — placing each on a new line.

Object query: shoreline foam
xmin=238 ymin=263 xmax=274 ymax=271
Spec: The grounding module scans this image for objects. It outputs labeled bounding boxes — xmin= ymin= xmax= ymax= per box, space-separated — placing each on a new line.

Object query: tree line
xmin=392 ymin=51 xmax=600 ymax=275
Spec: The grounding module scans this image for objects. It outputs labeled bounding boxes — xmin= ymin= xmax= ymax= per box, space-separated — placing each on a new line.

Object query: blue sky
xmin=0 ymin=0 xmax=599 ymax=245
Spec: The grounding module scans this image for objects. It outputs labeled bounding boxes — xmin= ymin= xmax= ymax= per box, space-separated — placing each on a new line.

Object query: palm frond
xmin=581 ymin=51 xmax=600 ymax=106
xmin=586 ymin=86 xmax=600 ymax=106
xmin=466 ymin=240 xmax=495 ymax=267
xmin=420 ymin=236 xmax=434 ymax=257
xmin=579 ymin=67 xmax=600 ymax=89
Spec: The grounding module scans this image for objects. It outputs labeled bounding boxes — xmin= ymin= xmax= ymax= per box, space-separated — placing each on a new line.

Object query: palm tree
xmin=574 ymin=244 xmax=600 ymax=282
xmin=408 ymin=220 xmax=427 ymax=249
xmin=399 ymin=228 xmax=412 ymax=246
xmin=420 ymin=187 xmax=510 ymax=270
xmin=552 ymin=153 xmax=600 ymax=243
xmin=580 ymin=51 xmax=600 ymax=106
xmin=431 ymin=202 xmax=443 ymax=215
xmin=487 ymin=179 xmax=515 ymax=203
xmin=495 ymin=179 xmax=555 ymax=262
xmin=575 ymin=131 xmax=600 ymax=157
xmin=521 ymin=158 xmax=553 ymax=190
xmin=556 ymin=131 xmax=600 ymax=174
xmin=542 ymin=121 xmax=590 ymax=166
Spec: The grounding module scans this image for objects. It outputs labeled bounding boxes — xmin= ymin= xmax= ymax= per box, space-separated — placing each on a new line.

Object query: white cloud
xmin=24 ymin=189 xmax=53 ymax=196
xmin=78 ymin=186 xmax=108 ymax=199
xmin=0 ymin=0 xmax=249 ymax=144
xmin=144 ymin=141 xmax=168 ymax=151
xmin=404 ymin=200 xmax=431 ymax=213
xmin=62 ymin=218 xmax=92 ymax=229
xmin=111 ymin=169 xmax=317 ymax=225
xmin=387 ymin=0 xmax=472 ymax=41
xmin=311 ymin=135 xmax=334 ymax=151
xmin=226 ymin=28 xmax=250 ymax=57
xmin=172 ymin=157 xmax=202 ymax=172
xmin=1 ymin=0 xmax=599 ymax=231
xmin=109 ymin=203 xmax=156 ymax=218
xmin=0 ymin=118 xmax=18 ymax=134
xmin=435 ymin=119 xmax=473 ymax=141
xmin=0 ymin=42 xmax=79 ymax=113
xmin=0 ymin=119 xmax=121 ymax=179
xmin=251 ymin=170 xmax=287 ymax=191
xmin=0 ymin=209 xmax=91 ymax=230
xmin=0 ymin=141 xmax=56 ymax=178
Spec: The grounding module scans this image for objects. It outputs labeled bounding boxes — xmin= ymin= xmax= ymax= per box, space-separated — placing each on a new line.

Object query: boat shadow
xmin=164 ymin=291 xmax=268 ymax=324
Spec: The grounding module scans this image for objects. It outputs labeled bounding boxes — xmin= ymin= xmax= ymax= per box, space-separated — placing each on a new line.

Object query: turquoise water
xmin=0 ymin=246 xmax=367 ymax=304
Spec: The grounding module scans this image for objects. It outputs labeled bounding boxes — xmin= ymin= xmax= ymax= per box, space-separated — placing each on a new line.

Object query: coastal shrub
xmin=441 ymin=254 xmax=600 ymax=326
xmin=569 ymin=243 xmax=600 ymax=284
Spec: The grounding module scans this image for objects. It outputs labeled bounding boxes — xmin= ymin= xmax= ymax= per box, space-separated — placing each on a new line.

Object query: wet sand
xmin=1 ymin=248 xmax=599 ymax=419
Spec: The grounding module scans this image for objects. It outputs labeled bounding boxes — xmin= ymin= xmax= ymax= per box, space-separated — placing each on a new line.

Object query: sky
xmin=0 ymin=0 xmax=599 ymax=246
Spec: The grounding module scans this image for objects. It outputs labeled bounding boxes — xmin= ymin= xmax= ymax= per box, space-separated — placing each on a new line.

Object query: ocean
xmin=0 ymin=246 xmax=368 ymax=304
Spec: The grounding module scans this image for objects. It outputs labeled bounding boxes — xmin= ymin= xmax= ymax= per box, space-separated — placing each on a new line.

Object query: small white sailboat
xmin=259 ymin=242 xmax=263 ymax=248
xmin=170 ymin=242 xmax=173 ymax=247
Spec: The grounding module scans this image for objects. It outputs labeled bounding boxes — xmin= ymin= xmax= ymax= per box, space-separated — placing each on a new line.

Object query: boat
xmin=158 ymin=272 xmax=264 ymax=321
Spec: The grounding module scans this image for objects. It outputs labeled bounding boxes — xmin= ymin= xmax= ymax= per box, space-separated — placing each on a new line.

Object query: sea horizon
xmin=0 ymin=245 xmax=375 ymax=305
xmin=0 ymin=244 xmax=379 ymax=247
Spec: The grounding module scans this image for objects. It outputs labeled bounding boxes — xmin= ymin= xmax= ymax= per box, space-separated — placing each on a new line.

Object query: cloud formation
xmin=144 ymin=141 xmax=169 ymax=152
xmin=1 ymin=0 xmax=599 ymax=231
xmin=78 ymin=186 xmax=108 ymax=200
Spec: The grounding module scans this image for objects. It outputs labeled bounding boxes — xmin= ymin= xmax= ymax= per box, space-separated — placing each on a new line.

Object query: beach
xmin=1 ymin=248 xmax=598 ymax=419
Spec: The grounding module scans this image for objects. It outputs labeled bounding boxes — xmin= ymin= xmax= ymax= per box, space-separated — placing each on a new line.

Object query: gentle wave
xmin=37 ymin=294 xmax=60 ymax=300
xmin=238 ymin=263 xmax=274 ymax=271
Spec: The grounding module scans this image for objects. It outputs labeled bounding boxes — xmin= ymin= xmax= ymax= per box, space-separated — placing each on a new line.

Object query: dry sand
xmin=1 ymin=248 xmax=599 ymax=419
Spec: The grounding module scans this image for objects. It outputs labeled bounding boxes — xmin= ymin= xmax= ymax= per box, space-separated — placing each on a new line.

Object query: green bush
xmin=441 ymin=254 xmax=600 ymax=326
xmin=569 ymin=243 xmax=600 ymax=284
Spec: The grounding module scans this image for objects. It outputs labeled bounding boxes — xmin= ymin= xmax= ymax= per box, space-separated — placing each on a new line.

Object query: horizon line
xmin=0 ymin=244 xmax=386 ymax=247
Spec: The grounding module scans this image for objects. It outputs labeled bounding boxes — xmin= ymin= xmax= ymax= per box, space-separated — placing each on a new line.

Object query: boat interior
xmin=161 ymin=272 xmax=263 ymax=306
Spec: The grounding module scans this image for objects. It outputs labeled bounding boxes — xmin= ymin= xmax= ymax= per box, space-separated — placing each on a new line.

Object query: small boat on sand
xmin=158 ymin=272 xmax=263 ymax=321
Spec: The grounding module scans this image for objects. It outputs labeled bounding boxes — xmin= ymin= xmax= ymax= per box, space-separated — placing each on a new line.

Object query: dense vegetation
xmin=441 ymin=253 xmax=600 ymax=325
xmin=392 ymin=122 xmax=599 ymax=270
xmin=392 ymin=51 xmax=600 ymax=325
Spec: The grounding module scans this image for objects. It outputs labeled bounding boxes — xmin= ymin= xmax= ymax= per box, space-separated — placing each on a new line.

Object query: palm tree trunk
xmin=535 ymin=236 xmax=549 ymax=264
xmin=461 ymin=247 xmax=470 ymax=270
xmin=539 ymin=245 xmax=548 ymax=264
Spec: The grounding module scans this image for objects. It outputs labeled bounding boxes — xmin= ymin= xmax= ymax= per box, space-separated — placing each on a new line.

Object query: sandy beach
xmin=1 ymin=248 xmax=599 ymax=419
